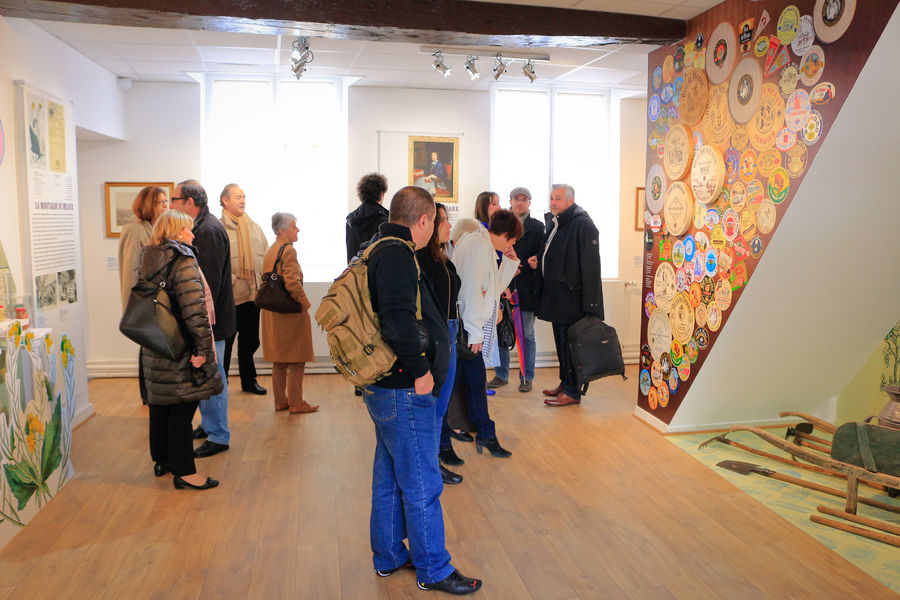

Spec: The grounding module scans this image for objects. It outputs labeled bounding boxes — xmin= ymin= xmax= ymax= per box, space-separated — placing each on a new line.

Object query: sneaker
xmin=375 ymin=559 xmax=413 ymax=577
xmin=418 ymin=570 xmax=482 ymax=595
xmin=487 ymin=376 xmax=508 ymax=389
xmin=518 ymin=380 xmax=532 ymax=393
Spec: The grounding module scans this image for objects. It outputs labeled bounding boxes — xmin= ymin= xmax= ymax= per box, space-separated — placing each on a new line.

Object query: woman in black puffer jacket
xmin=138 ymin=209 xmax=223 ymax=490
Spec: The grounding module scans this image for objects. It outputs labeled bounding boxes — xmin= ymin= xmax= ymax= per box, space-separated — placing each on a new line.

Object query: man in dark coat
xmin=537 ymin=184 xmax=603 ymax=407
xmin=346 ymin=172 xmax=389 ymax=263
xmin=171 ymin=179 xmax=236 ymax=456
xmin=489 ymin=186 xmax=545 ymax=393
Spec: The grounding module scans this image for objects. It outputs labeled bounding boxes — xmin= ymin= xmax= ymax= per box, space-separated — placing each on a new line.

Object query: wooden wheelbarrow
xmin=725 ymin=422 xmax=900 ymax=515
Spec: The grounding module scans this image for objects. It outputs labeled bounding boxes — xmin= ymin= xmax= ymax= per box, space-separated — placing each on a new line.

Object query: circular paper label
xmin=731 ymin=122 xmax=750 ymax=152
xmin=707 ymin=303 xmax=722 ymax=332
xmin=691 ymin=145 xmax=725 ymax=205
xmin=673 ymin=76 xmax=684 ymax=106
xmin=648 ymin=308 xmax=673 ymax=361
xmin=683 ymin=235 xmax=696 ymax=261
xmin=810 ymin=82 xmax=836 ymax=106
xmin=703 ymin=83 xmax=733 ymax=145
xmin=785 ymin=141 xmax=809 ymax=177
xmin=664 ymin=124 xmax=694 ymax=180
xmin=739 ymin=209 xmax=757 ymax=240
xmin=651 ymin=359 xmax=664 ymax=387
xmin=666 ymin=369 xmax=679 ymax=395
xmin=695 ymin=301 xmax=708 ymax=328
xmin=777 ymin=5 xmax=801 ymax=44
xmin=649 ymin=94 xmax=662 ymax=122
xmin=675 ymin=47 xmax=686 ymax=72
xmin=754 ymin=36 xmax=769 ymax=58
xmin=739 ymin=149 xmax=758 ymax=183
xmin=649 ymin=213 xmax=663 ymax=233
xmin=705 ymin=208 xmax=721 ymax=230
xmin=756 ymin=198 xmax=778 ymax=234
xmin=675 ymin=267 xmax=688 ymax=293
xmin=654 ymin=262 xmax=678 ymax=312
xmin=671 ymin=340 xmax=684 ymax=365
xmin=704 ymin=248 xmax=718 ymax=277
xmin=663 ymin=55 xmax=675 ymax=83
xmin=664 ymin=181 xmax=693 ymax=236
xmin=672 ymin=239 xmax=685 ymax=268
xmin=644 ymin=291 xmax=658 ymax=318
xmin=730 ymin=181 xmax=747 ymax=212
xmin=695 ymin=327 xmax=710 ymax=350
xmin=652 ymin=66 xmax=663 ymax=91
xmin=641 ymin=344 xmax=653 ymax=369
xmin=706 ymin=22 xmax=738 ymax=85
xmin=694 ymin=231 xmax=710 ymax=254
xmin=785 ymin=89 xmax=811 ymax=133
xmin=669 ymin=292 xmax=695 ymax=344
xmin=757 ymin=147 xmax=783 ymax=178
xmin=679 ymin=68 xmax=710 ymax=126
xmin=728 ymin=57 xmax=763 ymax=124
xmin=779 ymin=65 xmax=800 ymax=95
xmin=722 ymin=209 xmax=740 ymax=241
xmin=723 ymin=147 xmax=740 ymax=184
xmin=792 ymin=15 xmax=816 ymax=56
xmin=747 ymin=179 xmax=765 ymax=208
xmin=646 ymin=163 xmax=667 ymax=214
xmin=688 ymin=281 xmax=702 ymax=307
xmin=648 ymin=386 xmax=659 ymax=410
xmin=750 ymin=235 xmax=763 ymax=258
xmin=658 ymin=384 xmax=670 ymax=408
xmin=799 ymin=45 xmax=826 ymax=86
xmin=814 ymin=0 xmax=857 ymax=44
xmin=776 ymin=127 xmax=797 ymax=152
xmin=685 ymin=337 xmax=699 ymax=363
xmin=709 ymin=224 xmax=726 ymax=252
xmin=803 ymin=110 xmax=823 ymax=144
xmin=678 ymin=357 xmax=691 ymax=381
xmin=661 ymin=83 xmax=675 ymax=104
xmin=714 ymin=278 xmax=733 ymax=311
xmin=767 ymin=167 xmax=791 ymax=203
xmin=749 ymin=84 xmax=786 ymax=151
xmin=640 ymin=369 xmax=652 ymax=395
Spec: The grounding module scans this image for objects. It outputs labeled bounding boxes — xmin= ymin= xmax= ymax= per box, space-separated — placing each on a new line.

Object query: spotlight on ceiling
xmin=522 ymin=60 xmax=537 ymax=83
xmin=464 ymin=56 xmax=480 ymax=80
xmin=492 ymin=53 xmax=508 ymax=81
xmin=432 ymin=51 xmax=452 ymax=78
xmin=290 ymin=37 xmax=314 ymax=79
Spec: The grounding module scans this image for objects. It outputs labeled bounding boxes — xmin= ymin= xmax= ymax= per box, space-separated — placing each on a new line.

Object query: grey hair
xmin=271 ymin=212 xmax=297 ymax=235
xmin=551 ymin=183 xmax=575 ymax=200
xmin=220 ymin=183 xmax=240 ymax=205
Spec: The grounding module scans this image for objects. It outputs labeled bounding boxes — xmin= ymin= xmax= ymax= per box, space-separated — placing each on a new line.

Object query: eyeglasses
xmin=170 ymin=196 xmax=186 ymax=201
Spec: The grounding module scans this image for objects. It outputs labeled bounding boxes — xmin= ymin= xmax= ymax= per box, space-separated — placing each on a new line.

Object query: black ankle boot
xmin=475 ymin=436 xmax=512 ymax=458
xmin=440 ymin=465 xmax=463 ymax=485
xmin=439 ymin=445 xmax=464 ymax=466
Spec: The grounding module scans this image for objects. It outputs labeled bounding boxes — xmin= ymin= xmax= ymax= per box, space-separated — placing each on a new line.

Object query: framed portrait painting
xmin=408 ymin=136 xmax=459 ymax=203
xmin=104 ymin=182 xmax=173 ymax=238
xmin=635 ymin=187 xmax=645 ymax=231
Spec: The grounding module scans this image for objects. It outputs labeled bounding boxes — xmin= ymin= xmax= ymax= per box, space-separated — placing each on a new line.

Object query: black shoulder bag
xmin=255 ymin=244 xmax=304 ymax=313
xmin=119 ymin=259 xmax=189 ymax=360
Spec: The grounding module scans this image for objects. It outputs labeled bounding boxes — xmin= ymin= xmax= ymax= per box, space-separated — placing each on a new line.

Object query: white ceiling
xmin=31 ymin=0 xmax=722 ymax=91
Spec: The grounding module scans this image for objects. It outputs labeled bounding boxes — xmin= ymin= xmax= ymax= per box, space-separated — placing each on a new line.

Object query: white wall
xmin=78 ymin=82 xmax=201 ymax=375
xmin=667 ymin=7 xmax=900 ymax=432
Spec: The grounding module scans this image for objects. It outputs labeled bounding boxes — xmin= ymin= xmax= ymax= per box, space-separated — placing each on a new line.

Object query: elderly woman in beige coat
xmin=260 ymin=212 xmax=318 ymax=414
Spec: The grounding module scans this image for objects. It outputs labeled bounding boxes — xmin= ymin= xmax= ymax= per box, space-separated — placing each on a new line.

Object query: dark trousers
xmin=552 ymin=321 xmax=581 ymax=400
xmin=149 ymin=401 xmax=200 ymax=477
xmin=138 ymin=348 xmax=148 ymax=403
xmin=223 ymin=301 xmax=261 ymax=386
xmin=455 ymin=353 xmax=496 ymax=440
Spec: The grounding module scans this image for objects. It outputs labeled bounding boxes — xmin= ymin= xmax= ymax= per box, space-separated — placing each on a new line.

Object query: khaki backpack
xmin=315 ymin=237 xmax=421 ymax=386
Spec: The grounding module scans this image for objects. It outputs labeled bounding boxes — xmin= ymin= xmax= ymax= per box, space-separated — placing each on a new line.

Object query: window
xmin=205 ymin=76 xmax=348 ymax=281
xmin=491 ymin=87 xmax=619 ymax=278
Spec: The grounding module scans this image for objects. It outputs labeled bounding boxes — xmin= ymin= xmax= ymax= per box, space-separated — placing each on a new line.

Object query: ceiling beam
xmin=0 ymin=0 xmax=686 ymax=47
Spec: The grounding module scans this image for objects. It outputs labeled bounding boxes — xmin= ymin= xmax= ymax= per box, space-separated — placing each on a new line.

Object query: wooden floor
xmin=0 ymin=367 xmax=895 ymax=599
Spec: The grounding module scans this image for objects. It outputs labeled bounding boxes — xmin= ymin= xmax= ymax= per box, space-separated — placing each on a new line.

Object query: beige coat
xmin=118 ymin=220 xmax=153 ymax=310
xmin=261 ymin=236 xmax=314 ymax=363
xmin=220 ymin=212 xmax=268 ymax=305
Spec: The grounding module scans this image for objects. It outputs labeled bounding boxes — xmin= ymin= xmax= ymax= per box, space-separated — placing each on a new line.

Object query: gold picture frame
xmin=408 ymin=136 xmax=459 ymax=203
xmin=104 ymin=182 xmax=173 ymax=238
xmin=635 ymin=187 xmax=645 ymax=231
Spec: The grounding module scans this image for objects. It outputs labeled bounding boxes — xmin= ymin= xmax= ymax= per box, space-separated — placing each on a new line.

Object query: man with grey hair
xmin=219 ymin=183 xmax=269 ymax=395
xmin=171 ymin=179 xmax=235 ymax=457
xmin=536 ymin=183 xmax=604 ymax=407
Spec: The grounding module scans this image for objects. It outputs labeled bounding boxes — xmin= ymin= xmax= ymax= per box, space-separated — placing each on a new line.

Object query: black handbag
xmin=255 ymin=244 xmax=304 ymax=313
xmin=496 ymin=297 xmax=516 ymax=351
xmin=456 ymin=324 xmax=479 ymax=361
xmin=566 ymin=316 xmax=626 ymax=394
xmin=119 ymin=260 xmax=189 ymax=360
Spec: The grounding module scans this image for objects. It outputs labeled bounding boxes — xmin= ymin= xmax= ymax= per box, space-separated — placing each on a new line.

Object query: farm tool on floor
xmin=810 ymin=505 xmax=900 ymax=548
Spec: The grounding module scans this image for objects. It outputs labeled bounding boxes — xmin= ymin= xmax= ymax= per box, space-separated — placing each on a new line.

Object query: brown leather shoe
xmin=289 ymin=402 xmax=319 ymax=414
xmin=542 ymin=384 xmax=563 ymax=397
xmin=544 ymin=393 xmax=580 ymax=407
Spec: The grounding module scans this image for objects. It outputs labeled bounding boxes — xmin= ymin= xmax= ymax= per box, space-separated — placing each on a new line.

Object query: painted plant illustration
xmin=882 ymin=321 xmax=900 ymax=391
xmin=0 ymin=324 xmax=76 ymax=529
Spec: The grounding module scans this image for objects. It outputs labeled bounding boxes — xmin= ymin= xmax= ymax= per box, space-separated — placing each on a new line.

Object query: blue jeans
xmin=496 ymin=310 xmax=536 ymax=382
xmin=456 ymin=353 xmax=496 ymax=440
xmin=437 ymin=319 xmax=459 ymax=451
xmin=199 ymin=339 xmax=230 ymax=445
xmin=362 ymin=386 xmax=455 ymax=585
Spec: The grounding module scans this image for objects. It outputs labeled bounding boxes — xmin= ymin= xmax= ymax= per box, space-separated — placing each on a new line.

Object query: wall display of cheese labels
xmin=638 ymin=0 xmax=891 ymax=423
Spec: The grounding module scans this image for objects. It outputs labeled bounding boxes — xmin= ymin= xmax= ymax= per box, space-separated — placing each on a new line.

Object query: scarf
xmin=223 ymin=209 xmax=254 ymax=280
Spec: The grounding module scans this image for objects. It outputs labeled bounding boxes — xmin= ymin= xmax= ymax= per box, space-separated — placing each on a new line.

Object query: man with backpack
xmin=361 ymin=186 xmax=482 ymax=595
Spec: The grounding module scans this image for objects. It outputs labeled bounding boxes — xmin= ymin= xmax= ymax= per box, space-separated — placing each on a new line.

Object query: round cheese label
xmin=663 ymin=55 xmax=675 ymax=82
xmin=641 ymin=344 xmax=653 ymax=368
xmin=722 ymin=208 xmax=740 ymax=240
xmin=791 ymin=14 xmax=816 ymax=56
xmin=731 ymin=122 xmax=750 ymax=152
xmin=695 ymin=301 xmax=708 ymax=328
xmin=664 ymin=124 xmax=694 ymax=180
xmin=693 ymin=201 xmax=706 ymax=230
xmin=683 ymin=234 xmax=696 ymax=261
xmin=756 ymin=197 xmax=778 ymax=234
xmin=675 ymin=46 xmax=686 ymax=73
xmin=661 ymin=83 xmax=675 ymax=104
xmin=648 ymin=308 xmax=673 ymax=360
xmin=785 ymin=88 xmax=812 ymax=133
xmin=666 ymin=369 xmax=679 ymax=395
xmin=650 ymin=213 xmax=663 ymax=233
xmin=649 ymin=94 xmax=662 ymax=122
xmin=658 ymin=384 xmax=670 ymax=408
xmin=709 ymin=224 xmax=726 ymax=252
xmin=785 ymin=141 xmax=809 ymax=177
xmin=646 ymin=163 xmax=667 ymax=214
xmin=677 ymin=356 xmax=691 ymax=381
xmin=750 ymin=235 xmax=763 ymax=258
xmin=640 ymin=369 xmax=652 ymax=395
xmin=757 ymin=147 xmax=783 ymax=178
xmin=739 ymin=149 xmax=758 ymax=183
xmin=724 ymin=147 xmax=741 ymax=184
xmin=739 ymin=208 xmax=757 ymax=240
xmin=648 ymin=386 xmax=659 ymax=410
xmin=707 ymin=303 xmax=723 ymax=332
xmin=672 ymin=239 xmax=686 ymax=268
xmin=654 ymin=261 xmax=678 ymax=312
xmin=730 ymin=181 xmax=748 ymax=212
xmin=810 ymin=81 xmax=836 ymax=106
xmin=704 ymin=248 xmax=718 ymax=277
xmin=814 ymin=0 xmax=857 ymax=44
xmin=651 ymin=359 xmax=664 ymax=387
xmin=703 ymin=83 xmax=733 ymax=145
xmin=644 ymin=291 xmax=658 ymax=317
xmin=707 ymin=22 xmax=738 ymax=85
xmin=671 ymin=340 xmax=684 ymax=366
xmin=688 ymin=281 xmax=702 ymax=307
xmin=691 ymin=145 xmax=726 ymax=205
xmin=673 ymin=76 xmax=684 ymax=106
xmin=749 ymin=84 xmax=785 ymax=151
xmin=685 ymin=337 xmax=699 ymax=363
xmin=747 ymin=179 xmax=765 ymax=208
xmin=754 ymin=36 xmax=769 ymax=58
xmin=779 ymin=64 xmax=800 ymax=95
xmin=694 ymin=231 xmax=710 ymax=254
xmin=669 ymin=292 xmax=695 ymax=344
xmin=767 ymin=166 xmax=791 ymax=203
xmin=652 ymin=65 xmax=663 ymax=91
xmin=714 ymin=277 xmax=733 ymax=311
xmin=679 ymin=68 xmax=710 ymax=126
xmin=728 ymin=57 xmax=764 ymax=124
xmin=705 ymin=208 xmax=721 ymax=230
xmin=676 ymin=266 xmax=688 ymax=293
xmin=777 ymin=6 xmax=801 ymax=44
xmin=664 ymin=181 xmax=693 ymax=236
xmin=776 ymin=127 xmax=797 ymax=152
xmin=695 ymin=327 xmax=710 ymax=349
xmin=799 ymin=45 xmax=826 ymax=87
xmin=803 ymin=110 xmax=823 ymax=144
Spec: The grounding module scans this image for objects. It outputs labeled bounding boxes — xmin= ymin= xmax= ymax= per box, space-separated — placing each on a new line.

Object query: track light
xmin=290 ymin=37 xmax=314 ymax=79
xmin=492 ymin=53 xmax=508 ymax=81
xmin=432 ymin=51 xmax=452 ymax=78
xmin=464 ymin=56 xmax=480 ymax=80
xmin=522 ymin=60 xmax=537 ymax=83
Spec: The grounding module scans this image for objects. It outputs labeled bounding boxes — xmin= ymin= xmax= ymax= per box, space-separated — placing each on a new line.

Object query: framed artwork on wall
xmin=408 ymin=136 xmax=459 ymax=203
xmin=104 ymin=182 xmax=173 ymax=237
xmin=635 ymin=187 xmax=645 ymax=231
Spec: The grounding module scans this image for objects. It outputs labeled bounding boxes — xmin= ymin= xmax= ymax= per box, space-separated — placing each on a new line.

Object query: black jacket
xmin=139 ymin=242 xmax=223 ymax=405
xmin=509 ymin=213 xmax=545 ymax=312
xmin=367 ymin=223 xmax=450 ymax=391
xmin=346 ymin=201 xmax=389 ymax=263
xmin=415 ymin=248 xmax=461 ymax=320
xmin=537 ymin=203 xmax=604 ymax=325
xmin=192 ymin=205 xmax=236 ymax=340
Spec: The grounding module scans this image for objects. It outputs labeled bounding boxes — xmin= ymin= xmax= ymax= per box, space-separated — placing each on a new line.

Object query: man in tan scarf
xmin=220 ymin=184 xmax=269 ymax=395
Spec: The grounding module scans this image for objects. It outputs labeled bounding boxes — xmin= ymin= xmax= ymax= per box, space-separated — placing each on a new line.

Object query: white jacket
xmin=450 ymin=219 xmax=518 ymax=344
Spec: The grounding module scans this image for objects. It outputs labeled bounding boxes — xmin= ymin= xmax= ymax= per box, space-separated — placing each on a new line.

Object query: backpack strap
xmin=362 ymin=237 xmax=422 ymax=319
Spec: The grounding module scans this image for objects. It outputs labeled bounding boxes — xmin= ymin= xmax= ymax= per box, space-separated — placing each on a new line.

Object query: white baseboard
xmin=633 ymin=405 xmax=808 ymax=434
xmin=72 ymin=402 xmax=94 ymax=428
